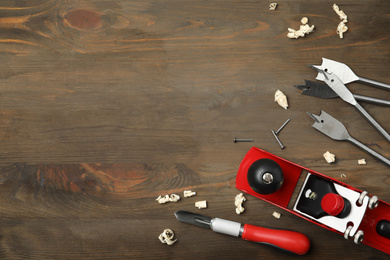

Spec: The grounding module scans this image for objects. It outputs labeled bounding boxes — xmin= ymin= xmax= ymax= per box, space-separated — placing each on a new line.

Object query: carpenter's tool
xmin=309 ymin=65 xmax=390 ymax=143
xmin=314 ymin=58 xmax=390 ymax=91
xmin=307 ymin=110 xmax=390 ymax=167
xmin=174 ymin=210 xmax=310 ymax=255
xmin=276 ymin=118 xmax=291 ymax=135
xmin=295 ymin=80 xmax=390 ymax=106
xmin=271 ymin=130 xmax=285 ymax=149
xmin=236 ymin=147 xmax=390 ymax=254
xmin=271 ymin=119 xmax=290 ymax=149
xmin=234 ymin=138 xmax=254 ymax=143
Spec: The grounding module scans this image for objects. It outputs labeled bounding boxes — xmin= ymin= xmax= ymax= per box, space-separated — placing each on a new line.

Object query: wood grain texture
xmin=0 ymin=0 xmax=389 ymax=259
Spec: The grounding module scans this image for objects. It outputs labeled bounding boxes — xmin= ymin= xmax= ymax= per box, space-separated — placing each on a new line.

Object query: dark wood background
xmin=0 ymin=0 xmax=389 ymax=259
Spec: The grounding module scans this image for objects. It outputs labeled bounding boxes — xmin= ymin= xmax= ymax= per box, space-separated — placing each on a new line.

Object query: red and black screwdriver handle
xmin=211 ymin=218 xmax=310 ymax=255
xmin=241 ymin=224 xmax=310 ymax=255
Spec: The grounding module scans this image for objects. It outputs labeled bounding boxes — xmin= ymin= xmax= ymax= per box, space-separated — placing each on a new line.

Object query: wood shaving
xmin=358 ymin=159 xmax=367 ymax=165
xmin=287 ymin=17 xmax=315 ymax=39
xmin=234 ymin=193 xmax=247 ymax=215
xmin=274 ymin=90 xmax=288 ymax=109
xmin=333 ymin=3 xmax=347 ymax=21
xmin=158 ymin=229 xmax=177 ymax=246
xmin=156 ymin=194 xmax=181 ymax=204
xmin=301 ymin=17 xmax=308 ymax=25
xmin=195 ymin=200 xmax=207 ymax=209
xmin=333 ymin=4 xmax=348 ymax=38
xmin=183 ymin=190 xmax=196 ymax=198
xmin=323 ymin=151 xmax=336 ymax=163
xmin=169 ymin=194 xmax=180 ymax=202
xmin=269 ymin=3 xmax=277 ymax=11
xmin=156 ymin=195 xmax=170 ymax=204
xmin=272 ymin=211 xmax=281 ymax=219
xmin=336 ymin=21 xmax=348 ymax=38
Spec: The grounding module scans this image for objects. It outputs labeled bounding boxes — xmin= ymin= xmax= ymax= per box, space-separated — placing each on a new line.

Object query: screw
xmin=271 ymin=130 xmax=285 ymax=149
xmin=275 ymin=118 xmax=291 ymax=135
xmin=262 ymin=172 xmax=274 ymax=184
xmin=305 ymin=189 xmax=317 ymax=200
xmin=233 ymin=138 xmax=254 ymax=143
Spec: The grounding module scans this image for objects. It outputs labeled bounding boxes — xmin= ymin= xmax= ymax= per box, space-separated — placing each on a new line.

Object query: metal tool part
xmin=175 ymin=210 xmax=241 ymax=237
xmin=293 ymin=173 xmax=368 ymax=239
xmin=236 ymin=147 xmax=390 ymax=255
xmin=314 ymin=58 xmax=390 ymax=91
xmin=174 ymin=210 xmax=310 ymax=255
xmin=295 ymin=80 xmax=390 ymax=106
xmin=307 ymin=110 xmax=390 ymax=167
xmin=309 ymin=66 xmax=390 ymax=143
xmin=271 ymin=130 xmax=285 ymax=149
xmin=276 ymin=118 xmax=291 ymax=135
xmin=271 ymin=119 xmax=290 ymax=149
xmin=175 ymin=210 xmax=212 ymax=229
xmin=234 ymin=138 xmax=254 ymax=143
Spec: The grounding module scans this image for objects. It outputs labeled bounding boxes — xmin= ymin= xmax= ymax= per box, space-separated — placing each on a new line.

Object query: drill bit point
xmin=307 ymin=64 xmax=320 ymax=70
xmin=294 ymin=84 xmax=308 ymax=91
xmin=309 ymin=65 xmax=330 ymax=80
xmin=307 ymin=112 xmax=320 ymax=123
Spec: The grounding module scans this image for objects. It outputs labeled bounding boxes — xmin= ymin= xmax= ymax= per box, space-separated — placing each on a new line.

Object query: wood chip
xmin=269 ymin=3 xmax=278 ymax=11
xmin=358 ymin=159 xmax=367 ymax=165
xmin=274 ymin=90 xmax=288 ymax=109
xmin=195 ymin=200 xmax=207 ymax=209
xmin=323 ymin=151 xmax=336 ymax=163
xmin=272 ymin=211 xmax=281 ymax=219
xmin=183 ymin=190 xmax=196 ymax=198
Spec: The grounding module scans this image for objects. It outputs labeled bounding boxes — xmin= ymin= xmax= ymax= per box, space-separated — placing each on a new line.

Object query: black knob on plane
xmin=247 ymin=159 xmax=283 ymax=195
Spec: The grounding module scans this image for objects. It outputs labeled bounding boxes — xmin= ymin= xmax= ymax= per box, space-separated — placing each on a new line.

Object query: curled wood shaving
xmin=156 ymin=195 xmax=170 ymax=204
xmin=333 ymin=3 xmax=347 ymax=21
xmin=287 ymin=17 xmax=315 ymax=39
xmin=234 ymin=193 xmax=247 ymax=214
xmin=333 ymin=4 xmax=348 ymax=38
xmin=156 ymin=194 xmax=181 ymax=204
xmin=158 ymin=229 xmax=177 ymax=246
xmin=169 ymin=194 xmax=180 ymax=202
xmin=336 ymin=21 xmax=348 ymax=38
xmin=269 ymin=3 xmax=278 ymax=11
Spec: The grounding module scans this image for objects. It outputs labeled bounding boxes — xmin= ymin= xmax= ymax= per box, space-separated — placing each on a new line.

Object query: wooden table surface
xmin=0 ymin=0 xmax=389 ymax=259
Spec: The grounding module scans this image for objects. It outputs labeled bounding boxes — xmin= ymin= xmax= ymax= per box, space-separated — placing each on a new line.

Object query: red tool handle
xmin=241 ymin=224 xmax=310 ymax=255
